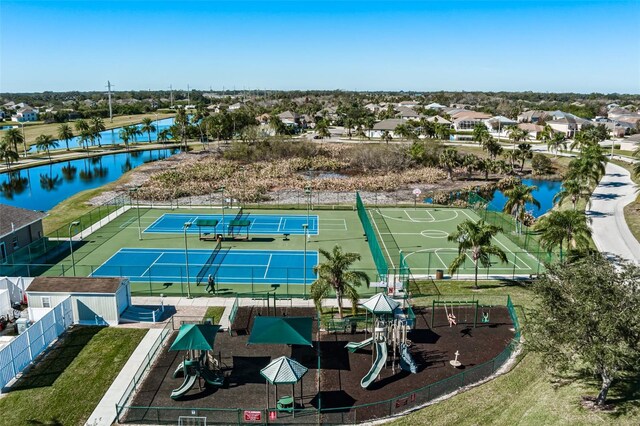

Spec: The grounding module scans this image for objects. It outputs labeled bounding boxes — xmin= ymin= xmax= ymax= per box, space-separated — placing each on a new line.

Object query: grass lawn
xmin=612 ymin=160 xmax=640 ymax=244
xmin=391 ymin=279 xmax=640 ymax=425
xmin=0 ymin=326 xmax=146 ymax=426
xmin=204 ymin=306 xmax=226 ymax=323
xmin=0 ymin=113 xmax=175 ymax=147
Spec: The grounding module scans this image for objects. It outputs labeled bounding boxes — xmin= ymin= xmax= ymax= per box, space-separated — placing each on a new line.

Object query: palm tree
xmin=124 ymin=124 xmax=142 ymax=145
xmin=35 ymin=134 xmax=59 ymax=161
xmin=78 ymin=130 xmax=92 ymax=150
xmin=472 ymin=122 xmax=490 ymax=144
xmin=119 ymin=128 xmax=131 ymax=150
xmin=476 ymin=158 xmax=494 ymax=180
xmin=516 ymin=143 xmax=533 ymax=171
xmin=91 ymin=117 xmax=106 ymax=147
xmin=158 ymin=128 xmax=171 ymax=144
xmin=310 ymin=245 xmax=370 ymax=318
xmin=57 ymin=123 xmax=74 ymax=151
xmin=0 ymin=142 xmax=19 ymax=170
xmin=535 ymin=210 xmax=592 ymax=260
xmin=547 ymin=132 xmax=566 ymax=157
xmin=315 ymin=119 xmax=331 ymax=141
xmin=482 ymin=137 xmax=503 ymax=160
xmin=139 ymin=117 xmax=157 ymax=144
xmin=447 ymin=220 xmax=507 ymax=289
xmin=634 ymin=147 xmax=640 ymax=178
xmin=439 ymin=147 xmax=460 ymax=181
xmin=553 ymin=178 xmax=592 ymax=210
xmin=566 ymin=144 xmax=608 ymax=187
xmin=503 ymin=183 xmax=541 ymax=234
xmin=507 ymin=126 xmax=528 ymax=167
xmin=462 ymin=154 xmax=478 ymax=177
xmin=2 ymin=128 xmax=24 ymax=155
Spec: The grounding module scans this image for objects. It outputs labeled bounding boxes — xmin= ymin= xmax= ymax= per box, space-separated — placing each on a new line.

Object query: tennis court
xmin=91 ymin=248 xmax=318 ymax=285
xmin=144 ymin=212 xmax=319 ymax=235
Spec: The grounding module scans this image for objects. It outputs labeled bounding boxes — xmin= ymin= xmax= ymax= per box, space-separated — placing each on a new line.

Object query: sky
xmin=1 ymin=0 xmax=639 ymax=94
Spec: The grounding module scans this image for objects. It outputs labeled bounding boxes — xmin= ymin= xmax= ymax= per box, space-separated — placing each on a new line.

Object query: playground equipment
xmin=169 ymin=324 xmax=225 ymax=400
xmin=449 ymin=350 xmax=462 ymax=368
xmin=431 ymin=300 xmax=480 ymax=328
xmin=356 ymin=293 xmax=418 ymax=389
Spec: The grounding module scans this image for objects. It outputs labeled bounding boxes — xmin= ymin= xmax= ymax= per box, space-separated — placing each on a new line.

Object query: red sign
xmin=243 ymin=411 xmax=262 ymax=422
xmin=269 ymin=411 xmax=277 ymax=420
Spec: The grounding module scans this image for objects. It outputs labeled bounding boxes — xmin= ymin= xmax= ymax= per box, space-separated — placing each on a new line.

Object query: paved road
xmin=587 ymin=162 xmax=640 ymax=263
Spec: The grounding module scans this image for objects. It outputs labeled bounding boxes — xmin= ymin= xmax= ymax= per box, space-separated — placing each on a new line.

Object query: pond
xmin=0 ymin=148 xmax=179 ymax=211
xmin=486 ymin=178 xmax=563 ymax=217
xmin=29 ymin=117 xmax=175 ymax=152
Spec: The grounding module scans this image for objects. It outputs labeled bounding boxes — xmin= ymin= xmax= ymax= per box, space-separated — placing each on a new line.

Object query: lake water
xmin=486 ymin=178 xmax=563 ymax=217
xmin=29 ymin=117 xmax=175 ymax=151
xmin=0 ymin=148 xmax=179 ymax=211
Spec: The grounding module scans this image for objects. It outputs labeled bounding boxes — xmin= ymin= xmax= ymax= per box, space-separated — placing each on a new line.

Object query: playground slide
xmin=360 ymin=338 xmax=388 ymax=388
xmin=201 ymin=368 xmax=225 ymax=387
xmin=399 ymin=343 xmax=418 ymax=374
xmin=345 ymin=337 xmax=373 ymax=353
xmin=171 ymin=373 xmax=198 ymax=400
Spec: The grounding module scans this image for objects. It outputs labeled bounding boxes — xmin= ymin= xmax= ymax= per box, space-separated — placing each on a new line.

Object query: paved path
xmin=86 ymin=328 xmax=165 ymax=426
xmin=587 ymin=162 xmax=640 ymax=263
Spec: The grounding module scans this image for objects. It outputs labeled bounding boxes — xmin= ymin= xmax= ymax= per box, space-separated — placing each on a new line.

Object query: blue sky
xmin=1 ymin=0 xmax=639 ymax=93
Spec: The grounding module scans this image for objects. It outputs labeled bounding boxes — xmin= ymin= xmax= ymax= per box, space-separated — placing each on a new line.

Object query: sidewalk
xmin=86 ymin=328 xmax=164 ymax=426
xmin=587 ymin=162 xmax=640 ymax=263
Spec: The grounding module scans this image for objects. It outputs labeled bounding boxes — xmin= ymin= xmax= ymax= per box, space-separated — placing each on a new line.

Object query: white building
xmin=11 ymin=108 xmax=38 ymax=122
xmin=366 ymin=118 xmax=407 ymax=139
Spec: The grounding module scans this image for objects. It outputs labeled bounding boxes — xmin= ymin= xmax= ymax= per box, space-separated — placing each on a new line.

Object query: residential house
xmin=396 ymin=106 xmax=420 ymax=120
xmin=397 ymin=100 xmax=420 ymax=108
xmin=228 ymin=102 xmax=244 ymax=111
xmin=364 ymin=103 xmax=381 ymax=113
xmin=517 ymin=110 xmax=549 ymax=123
xmin=0 ymin=204 xmax=46 ymax=263
xmin=424 ymin=115 xmax=451 ymax=126
xmin=450 ymin=111 xmax=492 ymax=131
xmin=425 ymin=102 xmax=446 ymax=110
xmin=517 ymin=123 xmax=545 ymax=140
xmin=547 ymin=115 xmax=589 ymax=137
xmin=278 ymin=111 xmax=301 ymax=126
xmin=485 ymin=115 xmax=517 ymax=137
xmin=11 ymin=108 xmax=38 ymax=122
xmin=366 ymin=118 xmax=407 ymax=139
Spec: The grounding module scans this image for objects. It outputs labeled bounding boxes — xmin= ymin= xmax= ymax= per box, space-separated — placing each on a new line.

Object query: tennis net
xmin=196 ymin=239 xmax=223 ymax=285
xmin=228 ymin=207 xmax=244 ymax=235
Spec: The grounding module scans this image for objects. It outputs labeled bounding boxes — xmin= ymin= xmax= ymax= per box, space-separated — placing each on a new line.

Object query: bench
xmin=283 ymin=233 xmax=290 ymax=241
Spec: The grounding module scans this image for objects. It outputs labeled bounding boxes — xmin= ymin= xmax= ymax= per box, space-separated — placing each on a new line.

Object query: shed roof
xmin=0 ymin=204 xmax=46 ymax=238
xmin=248 ymin=316 xmax=313 ymax=346
xmin=27 ymin=277 xmax=123 ymax=294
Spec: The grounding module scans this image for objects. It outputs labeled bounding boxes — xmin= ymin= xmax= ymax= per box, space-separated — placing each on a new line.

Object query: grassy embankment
xmin=391 ymin=279 xmax=640 ymax=426
xmin=613 ymin=159 xmax=640 ymax=243
xmin=0 ymin=326 xmax=146 ymax=426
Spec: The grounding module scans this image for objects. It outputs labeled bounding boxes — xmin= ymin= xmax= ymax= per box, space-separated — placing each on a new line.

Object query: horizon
xmin=1 ymin=1 xmax=639 ymax=94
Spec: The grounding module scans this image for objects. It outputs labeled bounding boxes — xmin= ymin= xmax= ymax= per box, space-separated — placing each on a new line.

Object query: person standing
xmin=206 ymin=274 xmax=216 ymax=294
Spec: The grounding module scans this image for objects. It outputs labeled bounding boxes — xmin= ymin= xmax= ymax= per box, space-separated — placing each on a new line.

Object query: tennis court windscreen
xmin=356 ymin=192 xmax=388 ymax=279
xmin=196 ymin=240 xmax=222 ymax=285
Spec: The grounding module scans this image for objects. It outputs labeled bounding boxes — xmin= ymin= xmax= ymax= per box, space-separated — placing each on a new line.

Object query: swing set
xmin=430 ymin=300 xmax=492 ymax=328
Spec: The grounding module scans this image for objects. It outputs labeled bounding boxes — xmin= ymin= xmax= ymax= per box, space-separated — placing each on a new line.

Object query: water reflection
xmin=0 ymin=148 xmax=177 ymax=211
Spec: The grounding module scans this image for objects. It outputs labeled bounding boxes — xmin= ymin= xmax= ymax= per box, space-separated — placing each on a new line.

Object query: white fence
xmin=0 ymin=296 xmax=73 ymax=390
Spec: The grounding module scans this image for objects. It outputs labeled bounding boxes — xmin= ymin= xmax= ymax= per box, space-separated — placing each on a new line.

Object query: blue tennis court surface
xmin=91 ymin=248 xmax=318 ymax=285
xmin=144 ymin=213 xmax=319 ymax=235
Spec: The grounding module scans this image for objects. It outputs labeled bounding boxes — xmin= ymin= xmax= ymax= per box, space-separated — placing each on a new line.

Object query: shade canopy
xmin=169 ymin=324 xmax=221 ymax=351
xmin=260 ymin=356 xmax=308 ymax=384
xmin=195 ymin=219 xmax=219 ymax=227
xmin=361 ymin=293 xmax=400 ymax=314
xmin=248 ymin=316 xmax=313 ymax=346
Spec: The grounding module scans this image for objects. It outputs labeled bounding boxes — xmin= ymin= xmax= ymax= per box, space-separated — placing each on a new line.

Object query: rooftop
xmin=0 ymin=204 xmax=46 ymax=238
xmin=27 ymin=277 xmax=124 ymax=294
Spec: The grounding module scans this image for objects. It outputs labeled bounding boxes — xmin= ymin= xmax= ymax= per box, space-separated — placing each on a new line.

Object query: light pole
xmin=219 ymin=185 xmax=226 ymax=233
xmin=241 ymin=166 xmax=246 ymax=207
xmin=155 ymin=113 xmax=160 ymax=143
xmin=129 ymin=187 xmax=142 ymax=240
xmin=68 ymin=221 xmax=80 ymax=276
xmin=183 ymin=222 xmax=193 ymax=298
xmin=20 ymin=122 xmax=27 ymax=157
xmin=302 ymin=223 xmax=308 ymax=299
xmin=304 ymin=186 xmax=311 ymax=228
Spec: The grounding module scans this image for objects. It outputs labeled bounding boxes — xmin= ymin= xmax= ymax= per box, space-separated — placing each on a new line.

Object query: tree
xmin=566 ymin=144 xmax=608 ymax=187
xmin=91 ymin=116 xmax=106 ymax=147
xmin=527 ymin=255 xmax=640 ymax=407
xmin=482 ymin=137 xmax=503 ymax=160
xmin=439 ymin=147 xmax=460 ymax=181
xmin=0 ymin=142 xmax=19 ymax=170
xmin=157 ymin=128 xmax=171 ymax=144
xmin=547 ymin=132 xmax=566 ymax=156
xmin=553 ymin=178 xmax=592 ymax=210
xmin=394 ymin=123 xmax=416 ymax=140
xmin=315 ymin=118 xmax=331 ymax=141
xmin=139 ymin=117 xmax=157 ymax=144
xmin=310 ymin=245 xmax=370 ymax=318
xmin=634 ymin=146 xmax=640 ymax=178
xmin=381 ymin=130 xmax=392 ymax=144
xmin=35 ymin=134 xmax=59 ymax=161
xmin=447 ymin=220 xmax=507 ymax=289
xmin=535 ymin=210 xmax=592 ymax=259
xmin=515 ymin=143 xmax=533 ymax=171
xmin=503 ymin=182 xmax=540 ymax=234
xmin=118 ymin=127 xmax=131 ymax=150
xmin=472 ymin=122 xmax=490 ymax=144
xmin=57 ymin=123 xmax=74 ymax=151
xmin=2 ymin=128 xmax=24 ymax=155
xmin=507 ymin=126 xmax=528 ymax=168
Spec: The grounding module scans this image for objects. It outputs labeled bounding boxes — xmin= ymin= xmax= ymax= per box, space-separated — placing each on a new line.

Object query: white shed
xmin=0 ymin=289 xmax=10 ymax=320
xmin=26 ymin=277 xmax=131 ymax=326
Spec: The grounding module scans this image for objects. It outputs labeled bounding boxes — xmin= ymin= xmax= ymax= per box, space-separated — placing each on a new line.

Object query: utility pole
xmin=169 ymin=84 xmax=173 ymax=108
xmin=106 ymin=81 xmax=114 ymax=123
xmin=187 ymin=84 xmax=190 ymax=105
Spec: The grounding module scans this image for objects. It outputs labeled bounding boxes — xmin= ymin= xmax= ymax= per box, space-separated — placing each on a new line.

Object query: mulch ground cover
xmin=124 ymin=304 xmax=514 ymax=424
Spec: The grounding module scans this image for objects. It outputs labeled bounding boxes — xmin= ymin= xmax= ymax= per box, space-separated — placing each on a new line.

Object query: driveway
xmin=587 ymin=162 xmax=640 ymax=263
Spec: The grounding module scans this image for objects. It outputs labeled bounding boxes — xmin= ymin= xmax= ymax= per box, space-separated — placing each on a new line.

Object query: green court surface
xmin=368 ymin=207 xmax=544 ymax=278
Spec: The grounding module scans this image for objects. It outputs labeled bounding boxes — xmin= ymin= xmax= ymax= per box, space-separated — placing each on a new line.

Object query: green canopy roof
xmin=169 ymin=324 xmax=221 ymax=351
xmin=248 ymin=317 xmax=313 ymax=346
xmin=229 ymin=219 xmax=251 ymax=227
xmin=361 ymin=293 xmax=400 ymax=314
xmin=260 ymin=356 xmax=308 ymax=384
xmin=195 ymin=219 xmax=219 ymax=227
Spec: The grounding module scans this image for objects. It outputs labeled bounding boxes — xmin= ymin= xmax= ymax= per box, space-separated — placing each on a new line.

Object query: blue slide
xmin=360 ymin=338 xmax=388 ymax=388
xmin=399 ymin=342 xmax=418 ymax=373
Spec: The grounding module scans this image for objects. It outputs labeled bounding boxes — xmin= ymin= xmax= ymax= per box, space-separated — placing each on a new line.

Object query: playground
xmin=121 ymin=295 xmax=516 ymax=424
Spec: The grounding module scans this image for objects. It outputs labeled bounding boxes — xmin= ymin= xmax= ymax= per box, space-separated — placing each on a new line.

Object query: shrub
xmin=531 ymin=153 xmax=553 ymax=175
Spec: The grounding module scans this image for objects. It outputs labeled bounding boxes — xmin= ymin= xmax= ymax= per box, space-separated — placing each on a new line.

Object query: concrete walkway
xmin=587 ymin=162 xmax=640 ymax=263
xmin=86 ymin=328 xmax=165 ymax=426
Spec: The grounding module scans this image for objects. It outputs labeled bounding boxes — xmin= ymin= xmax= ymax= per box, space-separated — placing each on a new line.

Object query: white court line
xmin=263 ymin=254 xmax=273 ymax=279
xmin=424 ymin=209 xmax=435 ymax=221
xmin=141 ymin=253 xmax=164 ymax=277
xmin=370 ymin=210 xmax=395 ymax=269
xmin=277 ymin=217 xmax=283 ymax=232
